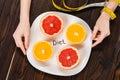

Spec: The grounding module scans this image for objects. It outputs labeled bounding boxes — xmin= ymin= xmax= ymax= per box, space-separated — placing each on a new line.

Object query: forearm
xmin=20 ymin=0 xmax=31 ymax=22
xmin=106 ymin=0 xmax=118 ymax=11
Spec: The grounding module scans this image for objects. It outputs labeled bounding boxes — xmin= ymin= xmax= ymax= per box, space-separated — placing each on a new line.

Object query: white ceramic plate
xmin=27 ymin=11 xmax=92 ymax=76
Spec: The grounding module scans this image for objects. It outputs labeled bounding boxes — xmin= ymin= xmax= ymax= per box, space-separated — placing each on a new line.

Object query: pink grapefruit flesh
xmin=57 ymin=47 xmax=80 ymax=69
xmin=40 ymin=14 xmax=63 ymax=37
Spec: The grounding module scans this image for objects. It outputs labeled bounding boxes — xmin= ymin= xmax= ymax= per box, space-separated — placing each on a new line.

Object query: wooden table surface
xmin=0 ymin=0 xmax=120 ymax=80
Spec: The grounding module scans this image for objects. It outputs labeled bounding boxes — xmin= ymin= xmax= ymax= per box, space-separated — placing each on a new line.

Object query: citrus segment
xmin=57 ymin=47 xmax=80 ymax=69
xmin=33 ymin=41 xmax=53 ymax=61
xmin=66 ymin=23 xmax=86 ymax=44
xmin=40 ymin=14 xmax=63 ymax=37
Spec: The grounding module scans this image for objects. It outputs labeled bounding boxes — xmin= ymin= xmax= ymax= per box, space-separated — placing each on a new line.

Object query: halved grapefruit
xmin=66 ymin=23 xmax=86 ymax=44
xmin=33 ymin=41 xmax=53 ymax=61
xmin=57 ymin=47 xmax=80 ymax=69
xmin=40 ymin=13 xmax=63 ymax=38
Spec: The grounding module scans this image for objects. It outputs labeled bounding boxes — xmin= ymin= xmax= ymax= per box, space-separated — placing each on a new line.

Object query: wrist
xmin=101 ymin=7 xmax=117 ymax=20
xmin=20 ymin=15 xmax=30 ymax=23
xmin=100 ymin=11 xmax=111 ymax=20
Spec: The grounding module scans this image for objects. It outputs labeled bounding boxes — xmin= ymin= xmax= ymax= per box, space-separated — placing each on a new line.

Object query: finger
xmin=94 ymin=38 xmax=98 ymax=41
xmin=19 ymin=42 xmax=26 ymax=55
xmin=92 ymin=35 xmax=105 ymax=47
xmin=91 ymin=27 xmax=98 ymax=40
xmin=92 ymin=40 xmax=101 ymax=47
xmin=17 ymin=37 xmax=26 ymax=55
xmin=93 ymin=34 xmax=101 ymax=40
xmin=24 ymin=34 xmax=30 ymax=49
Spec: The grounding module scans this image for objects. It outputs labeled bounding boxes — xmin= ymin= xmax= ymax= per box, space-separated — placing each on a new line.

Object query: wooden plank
xmin=112 ymin=8 xmax=120 ymax=80
xmin=0 ymin=0 xmax=20 ymax=79
xmin=6 ymin=0 xmax=120 ymax=80
xmin=0 ymin=0 xmax=6 ymax=16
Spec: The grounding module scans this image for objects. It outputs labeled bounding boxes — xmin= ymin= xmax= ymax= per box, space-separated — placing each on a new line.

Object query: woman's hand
xmin=91 ymin=12 xmax=111 ymax=47
xmin=13 ymin=20 xmax=30 ymax=55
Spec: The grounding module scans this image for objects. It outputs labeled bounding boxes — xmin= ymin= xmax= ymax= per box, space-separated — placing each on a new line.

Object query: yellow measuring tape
xmin=52 ymin=0 xmax=88 ymax=12
xmin=52 ymin=0 xmax=72 ymax=12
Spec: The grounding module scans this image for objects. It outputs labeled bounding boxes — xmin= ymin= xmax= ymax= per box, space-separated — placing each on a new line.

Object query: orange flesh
xmin=33 ymin=41 xmax=53 ymax=61
xmin=66 ymin=23 xmax=86 ymax=44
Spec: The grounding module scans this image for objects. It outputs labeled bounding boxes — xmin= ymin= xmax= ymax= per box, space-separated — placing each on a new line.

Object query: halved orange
xmin=66 ymin=23 xmax=86 ymax=44
xmin=33 ymin=41 xmax=53 ymax=61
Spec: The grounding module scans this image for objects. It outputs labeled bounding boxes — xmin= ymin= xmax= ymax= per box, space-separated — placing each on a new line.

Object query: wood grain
xmin=0 ymin=0 xmax=120 ymax=80
xmin=0 ymin=0 xmax=20 ymax=80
